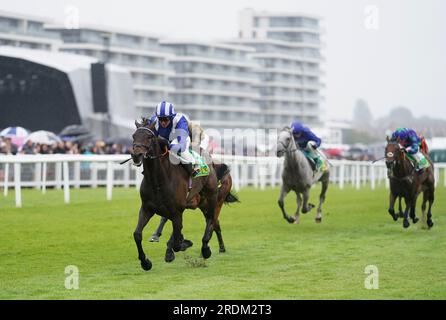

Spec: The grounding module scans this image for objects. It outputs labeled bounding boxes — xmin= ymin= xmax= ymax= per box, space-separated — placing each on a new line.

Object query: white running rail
xmin=1 ymin=154 xmax=445 ymax=208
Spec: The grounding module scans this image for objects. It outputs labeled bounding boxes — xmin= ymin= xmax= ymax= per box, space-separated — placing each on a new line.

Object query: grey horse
xmin=276 ymin=127 xmax=330 ymax=224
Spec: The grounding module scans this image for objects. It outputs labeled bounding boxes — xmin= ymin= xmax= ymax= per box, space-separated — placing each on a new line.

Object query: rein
xmin=131 ymin=127 xmax=169 ymax=161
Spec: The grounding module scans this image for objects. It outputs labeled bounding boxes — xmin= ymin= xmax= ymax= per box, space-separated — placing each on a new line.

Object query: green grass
xmin=0 ymin=183 xmax=445 ymax=299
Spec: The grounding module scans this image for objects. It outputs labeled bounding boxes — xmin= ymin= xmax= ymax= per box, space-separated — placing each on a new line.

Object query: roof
xmin=0 ymin=46 xmax=127 ymax=73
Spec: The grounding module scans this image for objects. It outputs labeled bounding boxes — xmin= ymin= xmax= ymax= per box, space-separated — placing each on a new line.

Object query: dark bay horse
xmin=131 ymin=120 xmax=220 ymax=270
xmin=385 ymin=137 xmax=435 ymax=229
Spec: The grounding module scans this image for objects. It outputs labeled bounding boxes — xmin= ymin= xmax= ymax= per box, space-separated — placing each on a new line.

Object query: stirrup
xmin=192 ymin=168 xmax=200 ymax=178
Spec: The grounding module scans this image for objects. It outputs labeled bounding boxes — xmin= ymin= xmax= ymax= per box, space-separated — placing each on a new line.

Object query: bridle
xmin=133 ymin=127 xmax=168 ymax=160
xmin=278 ymin=128 xmax=298 ymax=154
xmin=385 ymin=140 xmax=414 ymax=181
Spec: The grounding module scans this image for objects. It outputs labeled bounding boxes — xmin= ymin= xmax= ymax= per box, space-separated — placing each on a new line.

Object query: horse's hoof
xmin=180 ymin=239 xmax=193 ymax=251
xmin=286 ymin=217 xmax=295 ymax=224
xmin=412 ymin=217 xmax=419 ymax=224
xmin=165 ymin=250 xmax=175 ymax=263
xmin=293 ymin=219 xmax=300 ymax=224
xmin=427 ymin=220 xmax=434 ymax=228
xmin=219 ymin=247 xmax=226 ymax=253
xmin=315 ymin=217 xmax=322 ymax=224
xmin=398 ymin=211 xmax=404 ymax=218
xmin=173 ymin=244 xmax=182 ymax=252
xmin=149 ymin=235 xmax=160 ymax=242
xmin=389 ymin=212 xmax=398 ymax=221
xmin=201 ymin=247 xmax=212 ymax=259
xmin=302 ymin=204 xmax=315 ymax=214
xmin=403 ymin=220 xmax=410 ymax=229
xmin=140 ymin=259 xmax=152 ymax=271
xmin=388 ymin=210 xmax=397 ymax=221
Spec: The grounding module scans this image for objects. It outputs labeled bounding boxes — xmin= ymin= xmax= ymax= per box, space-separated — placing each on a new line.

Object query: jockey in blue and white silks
xmin=151 ymin=101 xmax=199 ymax=176
xmin=391 ymin=127 xmax=429 ymax=171
xmin=291 ymin=120 xmax=323 ymax=171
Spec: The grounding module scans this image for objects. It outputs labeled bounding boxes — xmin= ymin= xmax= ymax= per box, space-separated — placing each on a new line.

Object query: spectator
xmin=2 ymin=137 xmax=18 ymax=155
xmin=20 ymin=140 xmax=36 ymax=154
xmin=53 ymin=141 xmax=66 ymax=154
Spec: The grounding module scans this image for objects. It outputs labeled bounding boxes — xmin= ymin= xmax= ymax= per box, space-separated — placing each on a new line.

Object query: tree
xmin=353 ymin=99 xmax=373 ymax=130
xmin=388 ymin=106 xmax=414 ymax=124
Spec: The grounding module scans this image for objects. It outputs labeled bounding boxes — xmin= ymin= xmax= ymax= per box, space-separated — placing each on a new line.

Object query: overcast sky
xmin=2 ymin=0 xmax=446 ymax=120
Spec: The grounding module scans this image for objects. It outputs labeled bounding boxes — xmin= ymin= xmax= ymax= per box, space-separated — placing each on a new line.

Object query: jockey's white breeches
xmin=171 ymin=136 xmax=195 ymax=164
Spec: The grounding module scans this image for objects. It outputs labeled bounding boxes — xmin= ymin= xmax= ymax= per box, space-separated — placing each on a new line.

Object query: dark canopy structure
xmin=0 ymin=56 xmax=81 ymax=132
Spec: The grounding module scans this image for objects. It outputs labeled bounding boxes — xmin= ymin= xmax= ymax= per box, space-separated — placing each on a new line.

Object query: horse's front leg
xmin=278 ymin=185 xmax=294 ymax=223
xmin=133 ymin=205 xmax=155 ymax=271
xmin=294 ymin=193 xmax=302 ymax=224
xmin=409 ymin=195 xmax=419 ymax=224
xmin=403 ymin=197 xmax=411 ymax=228
xmin=398 ymin=196 xmax=404 ymax=218
xmin=150 ymin=216 xmax=168 ymax=242
xmin=388 ymin=192 xmax=398 ymax=221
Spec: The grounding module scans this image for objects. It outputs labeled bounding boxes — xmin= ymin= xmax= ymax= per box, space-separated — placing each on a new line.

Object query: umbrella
xmin=0 ymin=126 xmax=30 ymax=147
xmin=59 ymin=124 xmax=90 ymax=137
xmin=61 ymin=133 xmax=94 ymax=144
xmin=105 ymin=137 xmax=132 ymax=147
xmin=24 ymin=130 xmax=61 ymax=145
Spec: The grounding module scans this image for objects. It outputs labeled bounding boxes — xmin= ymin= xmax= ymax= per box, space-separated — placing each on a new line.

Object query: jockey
xmin=152 ymin=101 xmax=200 ymax=177
xmin=391 ymin=127 xmax=429 ymax=171
xmin=291 ymin=120 xmax=323 ymax=171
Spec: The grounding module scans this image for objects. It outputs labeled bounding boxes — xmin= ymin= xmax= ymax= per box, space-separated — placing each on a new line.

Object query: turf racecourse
xmin=1 ymin=184 xmax=445 ymax=299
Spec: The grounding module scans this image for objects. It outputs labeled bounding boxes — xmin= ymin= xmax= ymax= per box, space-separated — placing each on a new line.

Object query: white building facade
xmin=160 ymin=40 xmax=261 ymax=129
xmin=0 ymin=11 xmax=61 ymax=51
xmin=233 ymin=9 xmax=324 ymax=128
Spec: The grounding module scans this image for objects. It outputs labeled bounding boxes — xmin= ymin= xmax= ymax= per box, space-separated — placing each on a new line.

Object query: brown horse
xmin=132 ymin=122 xmax=218 ymax=270
xmin=385 ymin=137 xmax=435 ymax=229
xmin=131 ymin=120 xmax=220 ymax=270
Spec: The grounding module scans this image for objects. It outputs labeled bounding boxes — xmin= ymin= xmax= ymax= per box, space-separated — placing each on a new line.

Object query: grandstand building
xmin=0 ymin=9 xmax=326 ymax=133
xmin=0 ymin=10 xmax=61 ymax=51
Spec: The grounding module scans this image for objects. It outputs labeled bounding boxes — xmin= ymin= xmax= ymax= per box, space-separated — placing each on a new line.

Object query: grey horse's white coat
xmin=276 ymin=127 xmax=330 ymax=224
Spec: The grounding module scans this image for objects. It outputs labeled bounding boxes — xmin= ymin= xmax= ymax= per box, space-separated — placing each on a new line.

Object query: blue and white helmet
xmin=155 ymin=101 xmax=176 ymax=118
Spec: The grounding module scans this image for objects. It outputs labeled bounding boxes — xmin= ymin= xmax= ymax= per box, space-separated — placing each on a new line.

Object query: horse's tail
xmin=215 ymin=163 xmax=230 ymax=181
xmin=225 ymin=191 xmax=240 ymax=204
xmin=214 ymin=163 xmax=240 ymax=204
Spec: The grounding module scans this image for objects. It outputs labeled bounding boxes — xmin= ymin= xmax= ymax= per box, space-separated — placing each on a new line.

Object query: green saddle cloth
xmin=190 ymin=149 xmax=210 ymax=177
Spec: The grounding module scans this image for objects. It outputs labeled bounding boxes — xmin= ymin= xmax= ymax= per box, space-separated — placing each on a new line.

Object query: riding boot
xmin=182 ymin=163 xmax=193 ymax=175
xmin=181 ymin=163 xmax=200 ymax=178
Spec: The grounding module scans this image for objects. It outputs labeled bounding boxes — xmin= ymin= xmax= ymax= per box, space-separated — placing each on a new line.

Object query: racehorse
xmin=131 ymin=119 xmax=220 ymax=270
xmin=276 ymin=127 xmax=330 ymax=224
xmin=385 ymin=137 xmax=435 ymax=229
